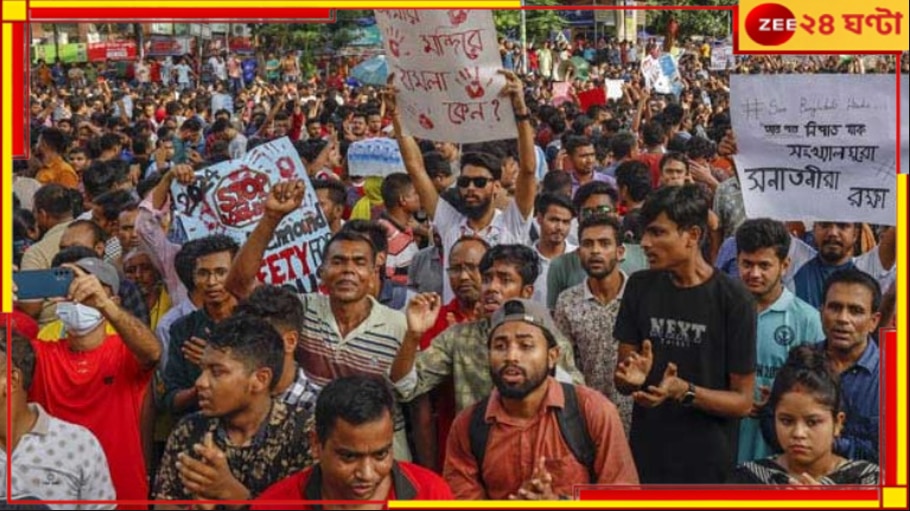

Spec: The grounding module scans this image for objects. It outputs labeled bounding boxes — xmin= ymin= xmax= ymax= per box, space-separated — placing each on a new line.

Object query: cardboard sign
xmin=170 ymin=138 xmax=332 ymax=294
xmin=376 ymin=9 xmax=517 ymax=143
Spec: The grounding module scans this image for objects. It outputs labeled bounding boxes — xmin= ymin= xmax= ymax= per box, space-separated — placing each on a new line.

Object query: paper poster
xmin=170 ymin=138 xmax=331 ymax=294
xmin=375 ymin=9 xmax=516 ymax=143
xmin=731 ymin=74 xmax=897 ymax=226
xmin=641 ymin=53 xmax=684 ymax=96
xmin=552 ymin=81 xmax=572 ymax=106
xmin=347 ymin=138 xmax=406 ymax=178
xmin=605 ymin=79 xmax=624 ymax=100
xmin=710 ymin=45 xmax=734 ymax=71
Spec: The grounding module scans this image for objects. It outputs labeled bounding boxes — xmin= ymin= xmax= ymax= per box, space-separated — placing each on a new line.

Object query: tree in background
xmin=493 ymin=0 xmax=568 ymax=43
xmin=645 ymin=0 xmax=735 ymax=40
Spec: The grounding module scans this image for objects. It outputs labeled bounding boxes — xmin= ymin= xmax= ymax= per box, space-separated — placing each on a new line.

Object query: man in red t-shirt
xmin=252 ymin=377 xmax=452 ymax=509
xmin=411 ymin=236 xmax=488 ymax=472
xmin=27 ymin=256 xmax=162 ymax=509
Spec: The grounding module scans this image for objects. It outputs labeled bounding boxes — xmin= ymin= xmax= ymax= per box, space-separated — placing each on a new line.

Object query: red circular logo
xmin=745 ymin=3 xmax=797 ymax=46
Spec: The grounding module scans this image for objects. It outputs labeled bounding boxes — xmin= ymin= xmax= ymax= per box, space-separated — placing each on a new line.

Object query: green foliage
xmin=644 ymin=0 xmax=735 ymax=38
xmin=493 ymin=0 xmax=568 ymax=43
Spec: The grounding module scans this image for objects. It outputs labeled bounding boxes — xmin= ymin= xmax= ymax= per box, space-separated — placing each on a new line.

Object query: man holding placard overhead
xmin=386 ymin=69 xmax=539 ymax=304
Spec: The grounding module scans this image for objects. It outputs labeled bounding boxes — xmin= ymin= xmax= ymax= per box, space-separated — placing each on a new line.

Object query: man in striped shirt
xmin=226 ymin=180 xmax=412 ymax=461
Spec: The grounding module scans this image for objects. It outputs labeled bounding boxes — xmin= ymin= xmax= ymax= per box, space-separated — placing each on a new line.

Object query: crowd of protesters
xmin=5 ymin=25 xmax=904 ymax=509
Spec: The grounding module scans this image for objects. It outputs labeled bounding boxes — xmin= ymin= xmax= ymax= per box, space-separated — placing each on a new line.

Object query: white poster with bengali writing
xmin=169 ymin=138 xmax=331 ymax=294
xmin=731 ymin=74 xmax=896 ymax=226
xmin=375 ymin=9 xmax=516 ymax=143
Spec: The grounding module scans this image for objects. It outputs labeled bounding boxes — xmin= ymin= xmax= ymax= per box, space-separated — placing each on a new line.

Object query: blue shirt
xmin=737 ymin=289 xmax=824 ymax=463
xmin=242 ymin=59 xmax=258 ymax=83
xmin=715 ymin=236 xmax=739 ymax=278
xmin=822 ymin=339 xmax=880 ymax=464
xmin=793 ymin=257 xmax=856 ymax=309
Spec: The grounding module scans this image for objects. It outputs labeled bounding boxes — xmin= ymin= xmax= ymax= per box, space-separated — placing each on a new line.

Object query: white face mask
xmin=56 ymin=302 xmax=104 ymax=336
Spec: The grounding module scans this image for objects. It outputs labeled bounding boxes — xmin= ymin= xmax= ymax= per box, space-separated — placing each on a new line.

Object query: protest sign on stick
xmin=170 ymin=138 xmax=331 ymax=294
xmin=375 ymin=9 xmax=516 ymax=143
xmin=731 ymin=74 xmax=897 ymax=226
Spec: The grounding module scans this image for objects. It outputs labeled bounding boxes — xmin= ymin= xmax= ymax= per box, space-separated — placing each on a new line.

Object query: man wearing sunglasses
xmin=387 ymin=70 xmax=538 ymax=304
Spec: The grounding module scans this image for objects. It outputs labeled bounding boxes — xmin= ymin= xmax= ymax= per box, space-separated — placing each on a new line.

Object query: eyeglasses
xmin=580 ymin=205 xmax=614 ymax=220
xmin=456 ymin=176 xmax=491 ymax=189
xmin=446 ymin=264 xmax=480 ymax=276
xmin=194 ymin=268 xmax=230 ymax=280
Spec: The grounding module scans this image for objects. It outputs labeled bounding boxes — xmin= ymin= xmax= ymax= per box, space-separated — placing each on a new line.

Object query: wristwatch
xmin=680 ymin=381 xmax=696 ymax=407
xmin=514 ymin=111 xmax=532 ymax=123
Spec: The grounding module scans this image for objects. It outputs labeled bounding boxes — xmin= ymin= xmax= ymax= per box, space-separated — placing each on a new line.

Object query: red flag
xmin=578 ymin=87 xmax=606 ymax=112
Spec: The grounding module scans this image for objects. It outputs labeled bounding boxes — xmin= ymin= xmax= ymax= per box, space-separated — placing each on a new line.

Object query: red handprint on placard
xmin=455 ymin=67 xmax=492 ymax=100
xmin=448 ymin=9 xmax=469 ymax=27
xmin=405 ymin=104 xmax=435 ymax=130
xmin=418 ymin=113 xmax=435 ymax=130
xmin=386 ymin=27 xmax=405 ymax=58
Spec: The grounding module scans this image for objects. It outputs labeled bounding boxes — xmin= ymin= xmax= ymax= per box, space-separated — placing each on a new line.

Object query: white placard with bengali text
xmin=731 ymin=74 xmax=896 ymax=226
xmin=169 ymin=138 xmax=331 ymax=294
xmin=375 ymin=9 xmax=516 ymax=143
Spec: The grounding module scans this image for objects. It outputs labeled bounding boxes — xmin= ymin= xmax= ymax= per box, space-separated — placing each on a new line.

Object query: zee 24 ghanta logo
xmin=744 ymin=3 xmax=903 ymax=46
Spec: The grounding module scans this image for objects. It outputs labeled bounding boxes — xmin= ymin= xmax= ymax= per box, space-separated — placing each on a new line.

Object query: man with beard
xmin=553 ymin=215 xmax=634 ymax=435
xmin=546 ymin=181 xmax=649 ymax=310
xmin=252 ymin=377 xmax=452 ymax=509
xmin=444 ymin=299 xmax=638 ymax=499
xmin=613 ymin=184 xmax=756 ymax=484
xmin=532 ymin=193 xmax=576 ymax=305
xmin=347 ymin=111 xmax=368 ymax=141
xmin=225 ymin=181 xmax=411 ymax=461
xmin=389 ymin=244 xmax=584 ymax=415
xmin=787 ymin=222 xmax=895 ymax=309
xmin=733 ymin=219 xmax=823 ymax=463
xmin=387 ymin=70 xmax=538 ymax=303
xmin=563 ymin=135 xmax=616 ymax=196
xmin=153 ymin=314 xmax=314 ymax=507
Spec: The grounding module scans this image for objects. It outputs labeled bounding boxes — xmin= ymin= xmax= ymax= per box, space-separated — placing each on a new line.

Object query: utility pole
xmin=520 ymin=3 xmax=528 ymax=75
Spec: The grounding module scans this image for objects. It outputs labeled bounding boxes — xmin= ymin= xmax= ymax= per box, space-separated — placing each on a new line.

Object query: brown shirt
xmin=35 ymin=155 xmax=79 ymax=189
xmin=443 ymin=377 xmax=639 ymax=499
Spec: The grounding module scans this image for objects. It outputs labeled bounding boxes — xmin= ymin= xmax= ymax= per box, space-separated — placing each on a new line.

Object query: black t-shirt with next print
xmin=613 ymin=269 xmax=757 ymax=484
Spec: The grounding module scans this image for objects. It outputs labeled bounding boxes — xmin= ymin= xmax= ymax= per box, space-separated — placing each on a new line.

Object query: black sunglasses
xmin=580 ymin=205 xmax=614 ymax=220
xmin=457 ymin=176 xmax=491 ymax=189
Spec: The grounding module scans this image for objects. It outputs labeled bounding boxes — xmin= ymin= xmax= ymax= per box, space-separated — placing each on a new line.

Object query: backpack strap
xmin=556 ymin=382 xmax=597 ymax=483
xmin=468 ymin=396 xmax=493 ymax=494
